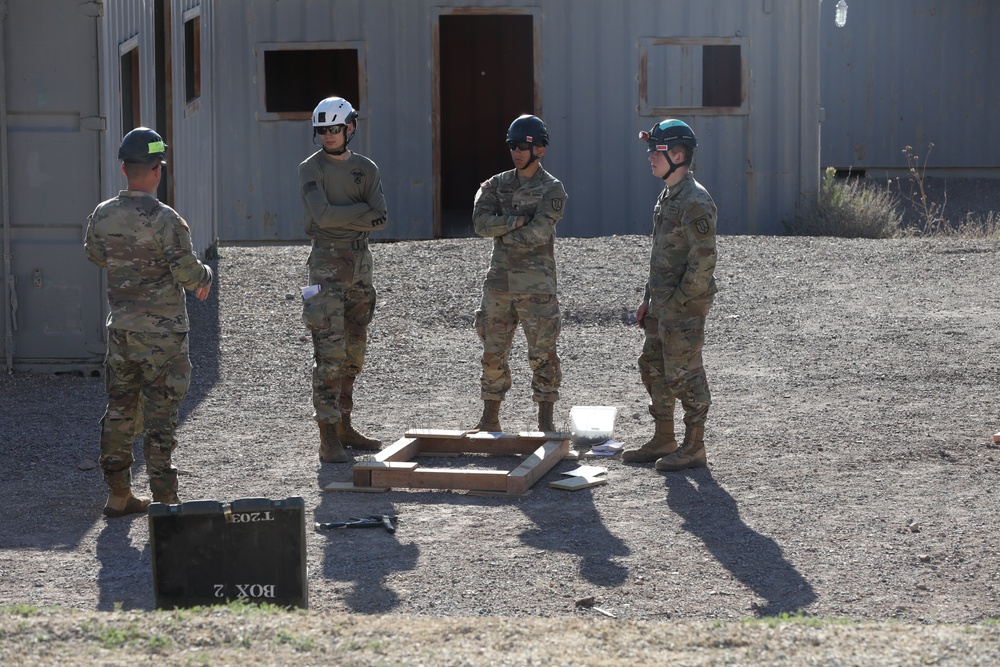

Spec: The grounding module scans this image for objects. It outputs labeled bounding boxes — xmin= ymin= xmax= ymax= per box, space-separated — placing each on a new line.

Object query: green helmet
xmin=118 ymin=127 xmax=167 ymax=164
xmin=640 ymin=119 xmax=697 ymax=153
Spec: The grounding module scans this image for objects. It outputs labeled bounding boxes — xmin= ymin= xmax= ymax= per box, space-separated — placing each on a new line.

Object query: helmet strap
xmin=312 ymin=126 xmax=356 ymax=156
xmin=521 ymin=143 xmax=547 ymax=170
xmin=661 ymin=149 xmax=691 ymax=181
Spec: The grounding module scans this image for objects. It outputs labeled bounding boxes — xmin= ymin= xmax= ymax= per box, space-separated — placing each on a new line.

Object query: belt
xmin=314 ymin=238 xmax=368 ymax=250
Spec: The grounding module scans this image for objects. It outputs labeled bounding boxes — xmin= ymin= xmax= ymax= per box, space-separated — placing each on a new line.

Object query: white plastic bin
xmin=569 ymin=406 xmax=618 ymax=438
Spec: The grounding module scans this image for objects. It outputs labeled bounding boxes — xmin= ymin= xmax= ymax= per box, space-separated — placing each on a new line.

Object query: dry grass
xmin=3 ymin=604 xmax=1000 ymax=666
xmin=905 ymin=211 xmax=1000 ymax=239
xmin=789 ymin=159 xmax=1000 ymax=240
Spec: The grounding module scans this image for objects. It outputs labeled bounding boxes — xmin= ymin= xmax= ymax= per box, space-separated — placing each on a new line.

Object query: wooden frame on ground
xmin=326 ymin=429 xmax=571 ymax=495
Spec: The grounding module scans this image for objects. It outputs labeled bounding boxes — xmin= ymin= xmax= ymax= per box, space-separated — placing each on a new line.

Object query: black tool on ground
xmin=315 ymin=514 xmax=397 ymax=534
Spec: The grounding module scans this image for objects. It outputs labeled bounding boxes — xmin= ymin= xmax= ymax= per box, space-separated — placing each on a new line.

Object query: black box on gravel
xmin=148 ymin=497 xmax=308 ymax=609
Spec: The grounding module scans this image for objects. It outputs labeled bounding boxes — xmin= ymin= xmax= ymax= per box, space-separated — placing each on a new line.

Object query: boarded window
xmin=639 ymin=38 xmax=747 ymax=116
xmin=258 ymin=44 xmax=362 ymax=119
xmin=184 ymin=10 xmax=201 ymax=104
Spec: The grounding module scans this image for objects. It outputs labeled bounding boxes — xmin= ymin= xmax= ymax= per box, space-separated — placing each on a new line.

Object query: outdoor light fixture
xmin=835 ymin=0 xmax=848 ymax=27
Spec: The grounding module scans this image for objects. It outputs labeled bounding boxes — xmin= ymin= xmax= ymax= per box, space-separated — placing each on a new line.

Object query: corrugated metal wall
xmin=820 ymin=0 xmax=999 ymax=174
xmin=1 ymin=0 xmax=106 ymax=371
xmin=171 ymin=1 xmax=216 ymax=254
xmin=100 ymin=0 xmax=215 ymax=254
xmin=213 ymin=0 xmax=821 ymax=240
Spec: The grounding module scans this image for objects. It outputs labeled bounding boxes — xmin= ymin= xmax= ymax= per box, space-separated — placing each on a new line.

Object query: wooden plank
xmin=352 ymin=466 xmax=372 ymax=487
xmin=373 ymin=437 xmax=420 ymax=463
xmin=448 ymin=436 xmax=538 ymax=456
xmin=369 ymin=467 xmax=509 ymax=492
xmin=353 ymin=461 xmax=419 ymax=471
xmin=466 ymin=489 xmax=532 ymax=498
xmin=518 ymin=431 xmax=574 ymax=440
xmin=323 ymin=481 xmax=389 ymax=493
xmin=508 ymin=439 xmax=570 ymax=495
xmin=404 ymin=429 xmax=471 ymax=439
xmin=549 ymin=475 xmax=608 ymax=491
xmin=392 ymin=434 xmax=539 ymax=456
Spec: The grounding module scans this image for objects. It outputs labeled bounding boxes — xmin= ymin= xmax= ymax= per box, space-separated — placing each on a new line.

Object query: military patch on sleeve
xmin=480 ymin=180 xmax=492 ymax=188
xmin=551 ymin=198 xmax=564 ymax=211
xmin=303 ymin=181 xmax=319 ymax=194
xmin=694 ymin=217 xmax=710 ymax=235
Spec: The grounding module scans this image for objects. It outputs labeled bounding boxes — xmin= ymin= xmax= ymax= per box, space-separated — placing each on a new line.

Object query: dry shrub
xmin=787 ymin=167 xmax=902 ymax=238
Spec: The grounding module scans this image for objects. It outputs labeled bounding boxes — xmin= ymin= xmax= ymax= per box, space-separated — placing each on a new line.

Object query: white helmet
xmin=311 ymin=96 xmax=358 ymax=128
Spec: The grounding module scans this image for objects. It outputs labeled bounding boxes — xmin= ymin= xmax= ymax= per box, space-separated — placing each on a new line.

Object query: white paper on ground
xmin=562 ymin=465 xmax=608 ymax=478
xmin=590 ymin=440 xmax=625 ymax=455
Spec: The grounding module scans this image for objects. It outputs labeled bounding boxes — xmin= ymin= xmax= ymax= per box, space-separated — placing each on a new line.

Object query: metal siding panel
xmin=365 ymin=0 xmax=432 ymax=240
xmin=216 ymin=2 xmax=268 ymax=240
xmin=172 ymin=2 xmax=215 ymax=254
xmin=821 ymin=0 xmax=999 ymax=172
xmin=3 ymin=0 xmax=106 ymax=368
xmin=100 ymin=0 xmax=148 ymax=203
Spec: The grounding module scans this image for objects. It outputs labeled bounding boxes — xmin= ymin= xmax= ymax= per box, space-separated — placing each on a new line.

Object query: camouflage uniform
xmin=638 ymin=172 xmax=718 ymax=431
xmin=473 ymin=167 xmax=567 ymax=402
xmin=298 ymin=150 xmax=387 ymax=425
xmin=85 ymin=190 xmax=213 ymax=497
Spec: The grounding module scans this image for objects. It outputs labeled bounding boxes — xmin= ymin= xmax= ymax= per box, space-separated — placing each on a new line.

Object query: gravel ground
xmin=3 ymin=182 xmax=1000 ymax=663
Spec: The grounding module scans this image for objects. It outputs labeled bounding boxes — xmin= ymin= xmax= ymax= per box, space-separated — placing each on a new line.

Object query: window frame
xmin=638 ymin=36 xmax=749 ymax=116
xmin=119 ymin=35 xmax=141 ymax=133
xmin=182 ymin=6 xmax=202 ymax=114
xmin=255 ymin=41 xmax=366 ymax=122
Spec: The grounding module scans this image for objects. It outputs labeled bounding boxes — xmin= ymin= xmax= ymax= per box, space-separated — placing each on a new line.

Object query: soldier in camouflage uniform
xmin=623 ymin=119 xmax=718 ymax=471
xmin=85 ymin=127 xmax=213 ymax=517
xmin=472 ymin=115 xmax=568 ymax=433
xmin=299 ymin=96 xmax=386 ymax=463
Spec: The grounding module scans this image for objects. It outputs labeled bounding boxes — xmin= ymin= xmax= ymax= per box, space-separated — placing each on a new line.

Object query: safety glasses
xmin=315 ymin=125 xmax=345 ymax=136
xmin=508 ymin=141 xmax=533 ymax=152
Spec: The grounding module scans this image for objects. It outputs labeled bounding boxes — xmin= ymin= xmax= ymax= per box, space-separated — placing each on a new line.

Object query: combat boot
xmin=537 ymin=401 xmax=556 ymax=432
xmin=336 ymin=415 xmax=382 ymax=450
xmin=103 ymin=488 xmax=150 ymax=518
xmin=318 ymin=422 xmax=348 ymax=463
xmin=475 ymin=399 xmax=502 ymax=432
xmin=152 ymin=493 xmax=180 ymax=505
xmin=622 ymin=420 xmax=679 ymax=463
xmin=655 ymin=426 xmax=707 ymax=471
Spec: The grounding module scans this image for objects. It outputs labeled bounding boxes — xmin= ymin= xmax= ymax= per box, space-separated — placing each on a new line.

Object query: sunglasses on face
xmin=315 ymin=125 xmax=345 ymax=136
xmin=508 ymin=141 xmax=533 ymax=152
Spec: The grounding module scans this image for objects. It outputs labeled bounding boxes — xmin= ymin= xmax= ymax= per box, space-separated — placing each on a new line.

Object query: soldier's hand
xmin=636 ymin=300 xmax=648 ymax=328
xmin=195 ymin=284 xmax=211 ymax=301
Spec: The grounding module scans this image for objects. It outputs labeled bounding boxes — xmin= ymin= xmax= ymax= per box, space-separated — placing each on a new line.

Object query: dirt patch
xmin=2 ymin=232 xmax=1000 ymax=662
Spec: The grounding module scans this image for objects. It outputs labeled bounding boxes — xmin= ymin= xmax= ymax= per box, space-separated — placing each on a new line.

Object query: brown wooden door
xmin=438 ymin=14 xmax=534 ymax=237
